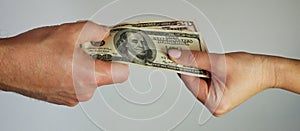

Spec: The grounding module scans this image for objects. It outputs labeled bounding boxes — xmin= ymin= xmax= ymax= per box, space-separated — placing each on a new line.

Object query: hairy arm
xmin=0 ymin=37 xmax=25 ymax=92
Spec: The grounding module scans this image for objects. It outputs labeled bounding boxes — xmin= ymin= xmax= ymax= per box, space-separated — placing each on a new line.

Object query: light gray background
xmin=0 ymin=0 xmax=300 ymax=130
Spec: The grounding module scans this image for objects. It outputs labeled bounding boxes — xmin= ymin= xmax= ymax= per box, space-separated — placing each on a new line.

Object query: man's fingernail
xmin=168 ymin=49 xmax=181 ymax=59
xmin=98 ymin=26 xmax=110 ymax=40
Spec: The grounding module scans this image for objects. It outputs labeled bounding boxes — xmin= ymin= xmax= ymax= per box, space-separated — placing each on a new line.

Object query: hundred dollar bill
xmin=80 ymin=26 xmax=210 ymax=78
xmin=113 ymin=20 xmax=198 ymax=32
xmin=113 ymin=20 xmax=207 ymax=53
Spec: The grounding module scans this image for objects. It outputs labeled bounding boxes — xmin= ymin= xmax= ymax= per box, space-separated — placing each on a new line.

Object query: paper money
xmin=113 ymin=20 xmax=198 ymax=32
xmin=80 ymin=20 xmax=210 ymax=78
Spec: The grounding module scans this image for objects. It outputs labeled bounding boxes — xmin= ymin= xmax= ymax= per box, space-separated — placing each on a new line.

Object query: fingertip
xmin=111 ymin=63 xmax=129 ymax=83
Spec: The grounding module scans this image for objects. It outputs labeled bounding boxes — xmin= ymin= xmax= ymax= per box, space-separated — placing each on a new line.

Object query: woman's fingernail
xmin=168 ymin=49 xmax=181 ymax=59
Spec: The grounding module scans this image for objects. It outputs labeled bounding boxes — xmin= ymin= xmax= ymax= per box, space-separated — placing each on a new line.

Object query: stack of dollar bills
xmin=80 ymin=20 xmax=210 ymax=78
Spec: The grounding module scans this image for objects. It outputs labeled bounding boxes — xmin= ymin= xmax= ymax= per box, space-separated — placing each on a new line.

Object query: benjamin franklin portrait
xmin=114 ymin=29 xmax=156 ymax=64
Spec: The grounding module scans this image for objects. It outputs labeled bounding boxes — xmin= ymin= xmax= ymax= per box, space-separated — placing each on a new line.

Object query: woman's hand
xmin=168 ymin=50 xmax=280 ymax=117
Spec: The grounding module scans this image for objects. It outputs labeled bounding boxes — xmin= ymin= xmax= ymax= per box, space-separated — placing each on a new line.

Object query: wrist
xmin=0 ymin=38 xmax=7 ymax=57
xmin=255 ymin=54 xmax=279 ymax=90
xmin=259 ymin=54 xmax=295 ymax=90
xmin=271 ymin=56 xmax=300 ymax=93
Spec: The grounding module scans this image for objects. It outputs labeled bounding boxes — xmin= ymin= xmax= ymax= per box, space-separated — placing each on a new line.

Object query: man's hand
xmin=0 ymin=21 xmax=129 ymax=106
xmin=168 ymin=50 xmax=300 ymax=117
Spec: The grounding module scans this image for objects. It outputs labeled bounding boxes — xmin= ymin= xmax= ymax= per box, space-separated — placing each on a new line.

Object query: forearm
xmin=0 ymin=38 xmax=15 ymax=91
xmin=272 ymin=56 xmax=300 ymax=94
xmin=0 ymin=38 xmax=11 ymax=91
xmin=0 ymin=36 xmax=42 ymax=94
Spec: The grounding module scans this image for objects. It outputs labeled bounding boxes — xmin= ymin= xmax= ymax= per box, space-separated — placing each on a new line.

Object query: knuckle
xmin=77 ymin=20 xmax=92 ymax=25
xmin=212 ymin=101 xmax=231 ymax=117
xmin=56 ymin=24 xmax=80 ymax=41
xmin=66 ymin=101 xmax=79 ymax=107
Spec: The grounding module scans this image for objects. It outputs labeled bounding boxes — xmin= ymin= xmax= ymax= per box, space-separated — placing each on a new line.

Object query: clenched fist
xmin=0 ymin=21 xmax=129 ymax=106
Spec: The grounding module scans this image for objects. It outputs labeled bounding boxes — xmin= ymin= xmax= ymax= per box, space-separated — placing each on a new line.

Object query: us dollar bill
xmin=80 ymin=22 xmax=210 ymax=78
xmin=113 ymin=20 xmax=198 ymax=32
xmin=113 ymin=20 xmax=207 ymax=55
